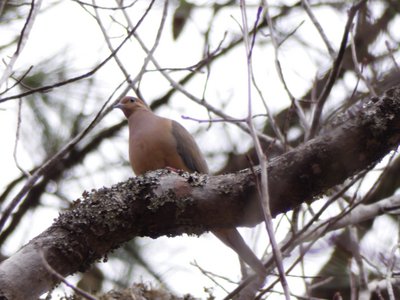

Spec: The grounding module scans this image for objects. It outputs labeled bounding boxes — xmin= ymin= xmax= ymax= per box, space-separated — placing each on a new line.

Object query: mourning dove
xmin=114 ymin=96 xmax=266 ymax=277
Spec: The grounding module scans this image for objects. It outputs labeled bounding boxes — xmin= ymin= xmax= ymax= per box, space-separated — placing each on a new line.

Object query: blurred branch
xmin=72 ymin=0 xmax=137 ymax=10
xmin=12 ymin=98 xmax=30 ymax=177
xmin=0 ymin=1 xmax=6 ymax=17
xmin=0 ymin=0 xmax=42 ymax=90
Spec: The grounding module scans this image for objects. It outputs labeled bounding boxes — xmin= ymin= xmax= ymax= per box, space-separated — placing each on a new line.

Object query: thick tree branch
xmin=1 ymin=86 xmax=400 ymax=299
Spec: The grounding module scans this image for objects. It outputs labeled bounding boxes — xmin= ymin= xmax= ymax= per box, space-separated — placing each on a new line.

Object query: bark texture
xmin=1 ymin=87 xmax=400 ymax=299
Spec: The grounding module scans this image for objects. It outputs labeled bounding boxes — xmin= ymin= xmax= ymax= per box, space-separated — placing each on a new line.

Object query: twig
xmin=90 ymin=0 xmax=134 ymax=89
xmin=182 ymin=114 xmax=269 ymax=124
xmin=350 ymin=27 xmax=376 ymax=96
xmin=240 ymin=1 xmax=290 ymax=299
xmin=182 ymin=115 xmax=247 ymax=124
xmin=40 ymin=251 xmax=98 ymax=300
xmin=369 ymin=278 xmax=400 ymax=297
xmin=0 ymin=66 xmax=34 ymax=96
xmin=349 ymin=222 xmax=368 ymax=289
xmin=262 ymin=0 xmax=309 ymax=135
xmin=191 ymin=260 xmax=233 ymax=292
xmin=385 ymin=40 xmax=400 ymax=73
xmin=120 ymin=0 xmax=168 ymax=91
xmin=13 ymin=98 xmax=31 ymax=177
xmin=248 ymin=7 xmax=285 ymax=144
xmin=0 ymin=0 xmax=42 ymax=91
xmin=301 ymin=0 xmax=336 ymax=59
xmin=307 ymin=0 xmax=366 ymax=139
xmin=72 ymin=0 xmax=137 ymax=10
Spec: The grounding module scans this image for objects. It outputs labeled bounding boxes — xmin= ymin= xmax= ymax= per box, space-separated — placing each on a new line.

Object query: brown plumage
xmin=114 ymin=96 xmax=266 ymax=277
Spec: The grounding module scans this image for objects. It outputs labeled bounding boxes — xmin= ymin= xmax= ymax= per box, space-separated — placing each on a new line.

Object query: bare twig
xmin=0 ymin=66 xmax=33 ymax=96
xmin=249 ymin=7 xmax=285 ymax=144
xmin=73 ymin=0 xmax=137 ymax=10
xmin=191 ymin=261 xmax=233 ymax=292
xmin=182 ymin=115 xmax=247 ymax=124
xmin=0 ymin=0 xmax=42 ymax=91
xmin=262 ymin=0 xmax=309 ymax=135
xmin=40 ymin=251 xmax=98 ymax=300
xmin=240 ymin=1 xmax=290 ymax=299
xmin=301 ymin=0 xmax=336 ymax=58
xmin=118 ymin=0 xmax=168 ymax=92
xmin=90 ymin=0 xmax=134 ymax=88
xmin=385 ymin=40 xmax=400 ymax=73
xmin=308 ymin=0 xmax=366 ymax=139
xmin=350 ymin=28 xmax=376 ymax=96
xmin=12 ymin=98 xmax=31 ymax=177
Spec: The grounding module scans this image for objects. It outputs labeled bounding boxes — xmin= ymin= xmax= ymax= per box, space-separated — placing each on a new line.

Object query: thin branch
xmin=90 ymin=0 xmax=134 ymax=88
xmin=301 ymin=0 xmax=336 ymax=59
xmin=0 ymin=66 xmax=33 ymax=96
xmin=249 ymin=7 xmax=285 ymax=144
xmin=12 ymin=98 xmax=31 ymax=177
xmin=117 ymin=0 xmax=168 ymax=91
xmin=385 ymin=40 xmax=400 ymax=73
xmin=262 ymin=0 xmax=309 ymax=135
xmin=350 ymin=27 xmax=376 ymax=96
xmin=73 ymin=0 xmax=137 ymax=10
xmin=307 ymin=0 xmax=366 ymax=139
xmin=40 ymin=251 xmax=98 ymax=300
xmin=191 ymin=261 xmax=233 ymax=292
xmin=240 ymin=1 xmax=290 ymax=299
xmin=0 ymin=0 xmax=42 ymax=91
